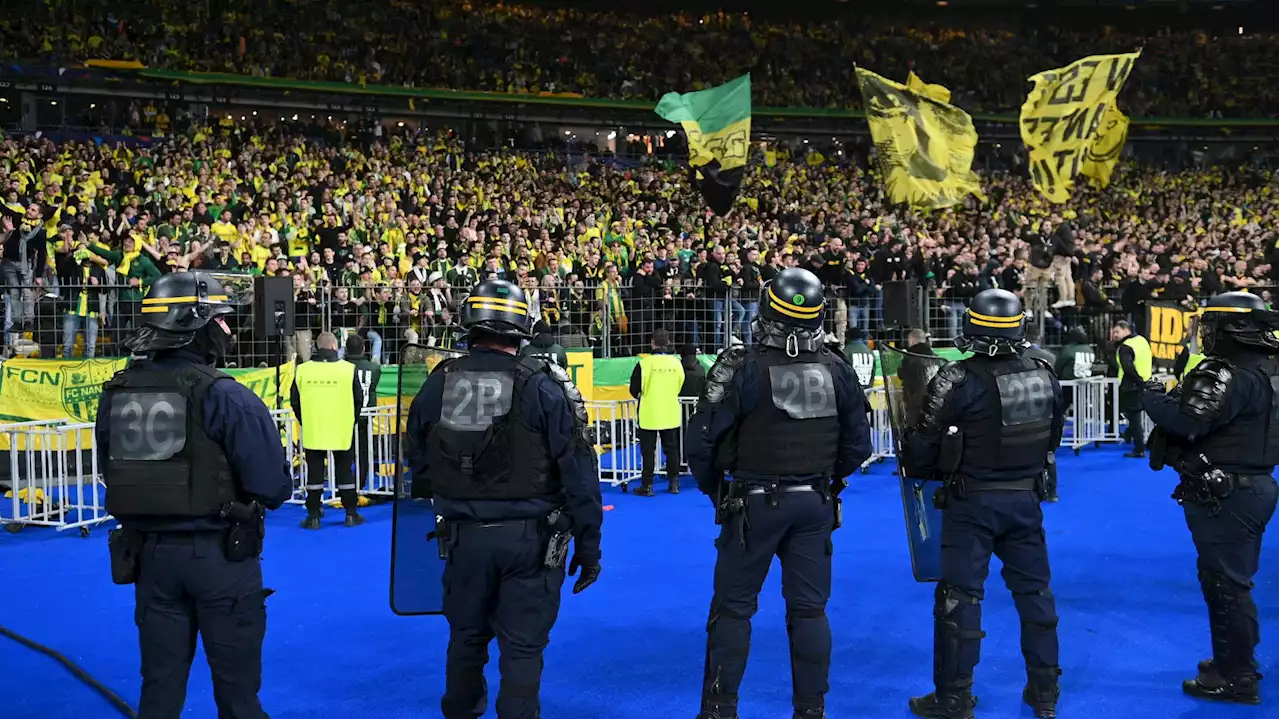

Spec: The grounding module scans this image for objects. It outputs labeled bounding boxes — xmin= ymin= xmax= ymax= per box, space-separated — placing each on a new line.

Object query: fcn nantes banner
xmin=0 ymin=358 xmax=296 ymax=424
xmin=655 ymin=74 xmax=751 ymax=216
xmin=1146 ymin=301 xmax=1196 ymax=369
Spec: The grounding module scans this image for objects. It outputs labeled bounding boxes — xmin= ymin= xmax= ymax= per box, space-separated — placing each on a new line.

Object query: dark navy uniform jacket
xmin=686 ymin=349 xmax=872 ymax=490
xmin=96 ymin=348 xmax=293 ymax=532
xmin=904 ymin=360 xmax=1066 ymax=482
xmin=405 ymin=347 xmax=604 ymax=565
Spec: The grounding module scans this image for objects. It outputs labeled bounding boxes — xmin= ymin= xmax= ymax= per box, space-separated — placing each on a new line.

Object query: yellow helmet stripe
xmin=140 ymin=305 xmax=171 ymax=313
xmin=967 ymin=309 xmax=1024 ymax=323
xmin=768 ymin=298 xmax=822 ymax=320
xmin=968 ymin=316 xmax=1023 ymax=329
xmin=1200 ymin=306 xmax=1254 ymax=314
xmin=141 ymin=294 xmax=229 ymax=305
xmin=467 ymin=301 xmax=529 ymax=316
xmin=465 ymin=295 xmax=529 ymax=310
xmin=766 ymin=287 xmax=822 ymax=317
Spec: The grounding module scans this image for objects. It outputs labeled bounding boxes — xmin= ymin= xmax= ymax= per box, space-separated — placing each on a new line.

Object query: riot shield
xmin=879 ymin=346 xmax=949 ymax=583
xmin=390 ymin=344 xmax=466 ymax=616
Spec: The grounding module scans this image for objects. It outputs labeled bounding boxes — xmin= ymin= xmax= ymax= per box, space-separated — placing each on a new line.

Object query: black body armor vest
xmin=734 ymin=346 xmax=841 ymax=479
xmin=958 ymin=356 xmax=1056 ymax=478
xmin=103 ymin=361 xmax=238 ymax=517
xmin=425 ymin=355 xmax=559 ymax=500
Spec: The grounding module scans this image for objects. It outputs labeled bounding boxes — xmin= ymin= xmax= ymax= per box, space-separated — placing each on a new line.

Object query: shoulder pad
xmin=545 ymin=361 xmax=590 ymax=444
xmin=1028 ymin=356 xmax=1055 ymax=375
xmin=435 ymin=356 xmax=462 ymax=374
xmin=921 ymin=361 xmax=966 ymax=430
xmin=699 ymin=346 xmax=748 ymax=412
xmin=1181 ymin=358 xmax=1233 ymax=422
xmin=937 ymin=361 xmax=967 ymax=385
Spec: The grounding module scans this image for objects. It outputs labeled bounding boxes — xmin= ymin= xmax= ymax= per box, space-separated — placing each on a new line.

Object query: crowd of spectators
xmin=1 ymin=0 xmax=1276 ymax=117
xmin=0 ymin=119 xmax=1274 ymax=365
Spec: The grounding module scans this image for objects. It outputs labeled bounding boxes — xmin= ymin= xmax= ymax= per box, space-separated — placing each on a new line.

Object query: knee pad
xmin=934 ymin=582 xmax=980 ymax=620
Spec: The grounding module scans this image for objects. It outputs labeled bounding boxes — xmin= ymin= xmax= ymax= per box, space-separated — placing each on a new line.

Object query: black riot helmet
xmin=1199 ymin=291 xmax=1279 ymax=356
xmin=123 ymin=272 xmax=235 ymax=357
xmin=753 ymin=267 xmax=827 ymax=357
xmin=955 ymin=288 xmax=1029 ymax=357
xmin=460 ymin=279 xmax=534 ymax=340
xmin=759 ymin=267 xmax=826 ymax=330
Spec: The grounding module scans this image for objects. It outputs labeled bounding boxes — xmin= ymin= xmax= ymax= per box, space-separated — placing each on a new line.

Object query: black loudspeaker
xmin=253 ymin=276 xmax=295 ymax=338
xmin=882 ymin=280 xmax=920 ymax=329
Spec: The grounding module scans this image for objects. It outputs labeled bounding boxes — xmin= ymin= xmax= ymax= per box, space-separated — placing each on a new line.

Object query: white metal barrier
xmin=1060 ymin=376 xmax=1122 ymax=452
xmin=0 ymin=420 xmax=111 ymax=536
xmin=865 ymin=385 xmax=894 ymax=470
xmin=590 ymin=399 xmax=643 ymax=489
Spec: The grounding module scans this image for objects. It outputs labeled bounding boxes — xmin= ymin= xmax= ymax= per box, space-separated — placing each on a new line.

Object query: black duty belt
xmin=745 ymin=484 xmax=816 ymax=496
xmin=965 ymin=476 xmax=1038 ymax=492
xmin=1181 ymin=473 xmax=1268 ymax=489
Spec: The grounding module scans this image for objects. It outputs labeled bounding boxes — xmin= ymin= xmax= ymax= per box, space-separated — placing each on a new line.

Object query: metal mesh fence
xmin=5 ymin=277 xmax=1273 ymax=363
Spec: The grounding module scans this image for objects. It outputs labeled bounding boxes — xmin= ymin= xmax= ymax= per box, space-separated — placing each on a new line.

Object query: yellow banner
xmin=906 ymin=71 xmax=951 ymax=104
xmin=85 ymin=59 xmax=146 ymax=70
xmin=855 ymin=67 xmax=986 ymax=211
xmin=1080 ymin=104 xmax=1130 ymax=189
xmin=1019 ymin=51 xmax=1141 ymax=203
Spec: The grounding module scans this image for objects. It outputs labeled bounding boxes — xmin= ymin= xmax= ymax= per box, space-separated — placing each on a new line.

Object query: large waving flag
xmin=1080 ymin=104 xmax=1130 ymax=189
xmin=855 ymin=67 xmax=985 ymax=211
xmin=655 ymin=74 xmax=751 ymax=215
xmin=1019 ymin=51 xmax=1140 ymax=202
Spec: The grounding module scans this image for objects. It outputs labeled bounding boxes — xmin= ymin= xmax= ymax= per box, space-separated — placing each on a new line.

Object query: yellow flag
xmin=1080 ymin=104 xmax=1129 ymax=189
xmin=907 ymin=71 xmax=951 ymax=104
xmin=854 ymin=67 xmax=985 ymax=211
xmin=1019 ymin=51 xmax=1141 ymax=203
xmin=764 ymin=146 xmax=777 ymax=167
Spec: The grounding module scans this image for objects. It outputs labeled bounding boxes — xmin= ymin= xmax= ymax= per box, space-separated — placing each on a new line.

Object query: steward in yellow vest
xmin=1111 ymin=320 xmax=1153 ymax=458
xmin=628 ymin=329 xmax=685 ymax=496
xmin=290 ymin=331 xmax=365 ymax=528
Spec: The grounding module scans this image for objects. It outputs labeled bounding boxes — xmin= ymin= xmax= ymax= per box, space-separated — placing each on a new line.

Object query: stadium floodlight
xmin=607 ymin=131 xmax=617 ymax=140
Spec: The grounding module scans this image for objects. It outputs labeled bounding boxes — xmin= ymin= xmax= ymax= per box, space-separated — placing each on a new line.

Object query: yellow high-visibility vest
xmin=1118 ymin=335 xmax=1153 ymax=384
xmin=637 ymin=353 xmax=684 ymax=430
xmin=295 ymin=359 xmax=356 ymax=450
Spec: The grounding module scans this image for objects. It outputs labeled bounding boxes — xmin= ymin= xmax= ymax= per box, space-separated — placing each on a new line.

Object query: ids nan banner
xmin=1019 ymin=51 xmax=1140 ymax=203
xmin=1145 ymin=301 xmax=1196 ymax=369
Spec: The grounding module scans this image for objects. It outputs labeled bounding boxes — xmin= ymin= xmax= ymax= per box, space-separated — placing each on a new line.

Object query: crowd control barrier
xmin=201 ymin=373 xmax=1155 ymax=513
xmin=0 ymin=420 xmax=111 ymax=536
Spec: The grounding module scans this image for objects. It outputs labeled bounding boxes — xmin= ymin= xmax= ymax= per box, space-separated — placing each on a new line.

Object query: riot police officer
xmin=686 ymin=267 xmax=872 ymax=719
xmin=901 ymin=289 xmax=1065 ymax=719
xmin=405 ymin=279 xmax=603 ymax=719
xmin=1141 ymin=291 xmax=1278 ymax=704
xmin=97 ymin=272 xmax=292 ymax=718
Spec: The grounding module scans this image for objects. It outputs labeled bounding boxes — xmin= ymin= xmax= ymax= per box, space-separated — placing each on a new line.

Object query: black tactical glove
xmin=1142 ymin=379 xmax=1167 ymax=395
xmin=567 ymin=554 xmax=601 ymax=594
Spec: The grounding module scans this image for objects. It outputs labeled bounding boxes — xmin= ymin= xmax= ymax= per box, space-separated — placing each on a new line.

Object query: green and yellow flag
xmin=1019 ymin=51 xmax=1140 ymax=203
xmin=855 ymin=67 xmax=985 ymax=211
xmin=655 ymin=74 xmax=751 ymax=215
xmin=1080 ymin=104 xmax=1129 ymax=189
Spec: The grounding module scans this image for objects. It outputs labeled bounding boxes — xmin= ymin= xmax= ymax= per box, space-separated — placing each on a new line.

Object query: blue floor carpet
xmin=1 ymin=443 xmax=1276 ymax=719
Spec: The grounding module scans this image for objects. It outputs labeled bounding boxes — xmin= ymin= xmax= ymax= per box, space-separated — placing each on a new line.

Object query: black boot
xmin=300 ymin=513 xmax=321 ymax=530
xmin=792 ymin=707 xmax=824 ymax=718
xmin=1023 ymin=667 xmax=1061 ymax=718
xmin=668 ymin=477 xmax=681 ymax=494
xmin=907 ymin=691 xmax=975 ymax=719
xmin=1182 ymin=673 xmax=1260 ymax=705
xmin=344 ymin=513 xmax=365 ymax=527
xmin=634 ymin=481 xmax=656 ymax=497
